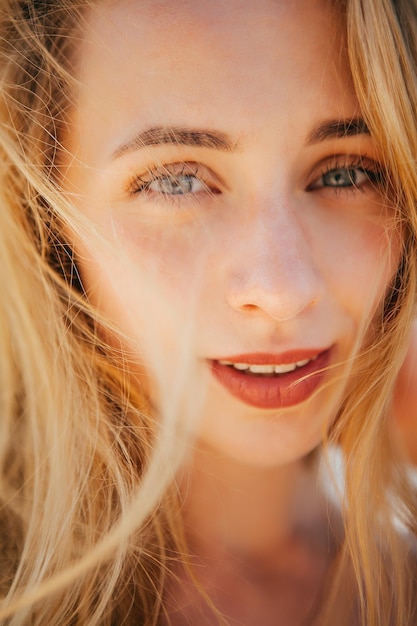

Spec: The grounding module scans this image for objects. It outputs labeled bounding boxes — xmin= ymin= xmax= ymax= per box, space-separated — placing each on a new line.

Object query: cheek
xmin=360 ymin=221 xmax=401 ymax=299
xmin=71 ymin=226 xmax=202 ymax=370
xmin=108 ymin=217 xmax=218 ymax=313
xmin=75 ymin=210 xmax=189 ymax=297
xmin=128 ymin=229 xmax=198 ymax=291
xmin=319 ymin=212 xmax=402 ymax=320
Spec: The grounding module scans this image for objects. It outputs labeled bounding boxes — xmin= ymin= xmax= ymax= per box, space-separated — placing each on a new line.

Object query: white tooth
xmin=247 ymin=364 xmax=275 ymax=374
xmin=274 ymin=363 xmax=297 ymax=374
xmin=296 ymin=359 xmax=310 ymax=367
xmin=233 ymin=362 xmax=250 ymax=371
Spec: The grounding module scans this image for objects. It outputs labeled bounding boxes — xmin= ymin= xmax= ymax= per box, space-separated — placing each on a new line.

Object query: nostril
xmin=240 ymin=303 xmax=260 ymax=312
xmin=226 ymin=214 xmax=323 ymax=321
xmin=228 ymin=277 xmax=321 ymax=322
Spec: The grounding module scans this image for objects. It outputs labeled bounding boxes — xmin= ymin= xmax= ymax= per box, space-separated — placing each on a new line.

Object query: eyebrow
xmin=112 ymin=117 xmax=370 ymax=160
xmin=307 ymin=117 xmax=370 ymax=144
xmin=112 ymin=126 xmax=237 ymax=159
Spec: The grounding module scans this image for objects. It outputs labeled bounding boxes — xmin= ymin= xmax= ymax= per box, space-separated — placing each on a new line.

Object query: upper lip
xmin=212 ymin=348 xmax=330 ymax=365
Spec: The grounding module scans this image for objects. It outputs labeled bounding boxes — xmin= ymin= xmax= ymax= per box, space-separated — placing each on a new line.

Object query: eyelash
xmin=126 ymin=156 xmax=385 ymax=203
xmin=128 ymin=162 xmax=218 ymax=200
xmin=307 ymin=156 xmax=385 ymax=193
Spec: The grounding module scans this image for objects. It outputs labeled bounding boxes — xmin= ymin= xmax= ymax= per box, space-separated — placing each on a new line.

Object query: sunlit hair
xmin=0 ymin=0 xmax=417 ymax=624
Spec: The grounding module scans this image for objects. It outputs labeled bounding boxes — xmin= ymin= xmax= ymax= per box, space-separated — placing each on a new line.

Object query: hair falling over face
xmin=1 ymin=0 xmax=417 ymax=625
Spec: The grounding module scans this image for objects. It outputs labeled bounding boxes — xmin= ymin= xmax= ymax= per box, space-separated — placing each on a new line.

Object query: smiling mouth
xmin=211 ymin=349 xmax=332 ymax=409
xmin=217 ymin=356 xmax=318 ymax=376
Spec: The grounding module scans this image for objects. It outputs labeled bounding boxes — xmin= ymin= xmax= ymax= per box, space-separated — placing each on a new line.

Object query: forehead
xmin=84 ymin=0 xmax=340 ymax=51
xmin=69 ymin=0 xmax=356 ymax=162
xmin=78 ymin=0 xmax=347 ymax=88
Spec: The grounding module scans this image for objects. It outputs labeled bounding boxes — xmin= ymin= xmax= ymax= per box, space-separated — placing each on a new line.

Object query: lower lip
xmin=210 ymin=349 xmax=332 ymax=409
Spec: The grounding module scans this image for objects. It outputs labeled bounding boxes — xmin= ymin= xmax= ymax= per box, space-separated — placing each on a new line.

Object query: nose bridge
xmin=228 ymin=199 xmax=321 ymax=320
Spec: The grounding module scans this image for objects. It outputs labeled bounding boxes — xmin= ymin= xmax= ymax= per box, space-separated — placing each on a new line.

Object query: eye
xmin=147 ymin=173 xmax=206 ymax=195
xmin=128 ymin=162 xmax=220 ymax=199
xmin=307 ymin=159 xmax=384 ymax=193
xmin=320 ymin=167 xmax=369 ymax=188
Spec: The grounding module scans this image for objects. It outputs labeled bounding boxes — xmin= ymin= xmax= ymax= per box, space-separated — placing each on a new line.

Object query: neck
xmin=178 ymin=444 xmax=334 ymax=562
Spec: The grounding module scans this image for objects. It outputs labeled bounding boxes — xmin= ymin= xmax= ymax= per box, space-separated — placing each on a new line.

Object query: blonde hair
xmin=0 ymin=0 xmax=417 ymax=624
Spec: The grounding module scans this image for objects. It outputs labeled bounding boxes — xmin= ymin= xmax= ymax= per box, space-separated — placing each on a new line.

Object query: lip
xmin=210 ymin=348 xmax=333 ymax=409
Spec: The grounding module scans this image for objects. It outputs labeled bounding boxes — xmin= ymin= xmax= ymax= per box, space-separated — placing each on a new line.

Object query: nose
xmin=227 ymin=203 xmax=322 ymax=322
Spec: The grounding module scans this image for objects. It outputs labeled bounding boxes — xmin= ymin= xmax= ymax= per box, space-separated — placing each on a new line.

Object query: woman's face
xmin=63 ymin=0 xmax=400 ymax=465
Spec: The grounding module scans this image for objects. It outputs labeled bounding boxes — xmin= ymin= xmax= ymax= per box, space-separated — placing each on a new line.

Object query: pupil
xmin=161 ymin=175 xmax=193 ymax=194
xmin=324 ymin=168 xmax=355 ymax=187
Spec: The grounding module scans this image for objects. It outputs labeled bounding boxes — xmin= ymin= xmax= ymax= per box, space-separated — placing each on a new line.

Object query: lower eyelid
xmin=127 ymin=163 xmax=221 ymax=196
xmin=127 ymin=177 xmax=220 ymax=201
xmin=307 ymin=160 xmax=383 ymax=191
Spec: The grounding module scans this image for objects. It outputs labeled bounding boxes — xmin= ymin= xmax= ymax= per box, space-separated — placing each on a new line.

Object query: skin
xmin=62 ymin=0 xmax=401 ymax=623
